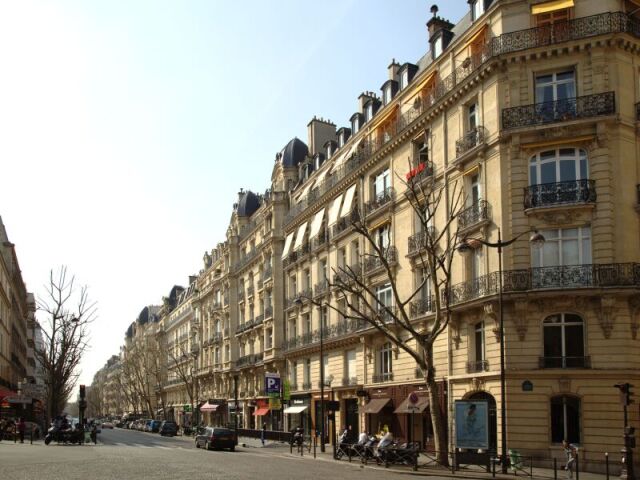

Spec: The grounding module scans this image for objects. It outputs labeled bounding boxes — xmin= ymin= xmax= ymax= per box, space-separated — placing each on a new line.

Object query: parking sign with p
xmin=265 ymin=373 xmax=281 ymax=396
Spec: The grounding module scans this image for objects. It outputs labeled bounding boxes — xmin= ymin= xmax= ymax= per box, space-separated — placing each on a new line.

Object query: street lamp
xmin=456 ymin=229 xmax=545 ymax=473
xmin=294 ymin=296 xmax=326 ymax=453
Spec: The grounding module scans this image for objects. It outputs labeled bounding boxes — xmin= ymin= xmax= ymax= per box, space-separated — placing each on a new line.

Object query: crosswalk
xmin=103 ymin=442 xmax=190 ymax=450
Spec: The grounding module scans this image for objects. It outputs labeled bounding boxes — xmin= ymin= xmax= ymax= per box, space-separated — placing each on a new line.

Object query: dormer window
xmin=433 ymin=35 xmax=443 ymax=59
xmin=401 ymin=70 xmax=409 ymax=90
xmin=365 ymin=104 xmax=373 ymax=122
xmin=384 ymin=85 xmax=392 ymax=105
xmin=327 ymin=144 xmax=333 ymax=159
xmin=353 ymin=117 xmax=360 ymax=134
xmin=471 ymin=0 xmax=485 ymax=21
xmin=339 ymin=133 xmax=345 ymax=147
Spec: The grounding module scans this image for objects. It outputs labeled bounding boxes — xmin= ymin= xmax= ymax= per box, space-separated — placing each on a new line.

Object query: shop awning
xmin=253 ymin=407 xmax=270 ymax=416
xmin=296 ymin=180 xmax=315 ymax=203
xmin=394 ymin=394 xmax=429 ymax=414
xmin=200 ymin=402 xmax=220 ymax=412
xmin=327 ymin=194 xmax=344 ymax=226
xmin=361 ymin=398 xmax=391 ymax=414
xmin=339 ymin=184 xmax=357 ymax=219
xmin=281 ymin=232 xmax=295 ymax=259
xmin=293 ymin=222 xmax=308 ymax=250
xmin=283 ymin=405 xmax=309 ymax=414
xmin=531 ymin=0 xmax=573 ymax=14
xmin=308 ymin=208 xmax=325 ymax=239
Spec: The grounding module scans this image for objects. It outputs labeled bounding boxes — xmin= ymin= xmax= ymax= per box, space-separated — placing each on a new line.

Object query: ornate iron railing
xmin=311 ymin=230 xmax=329 ymax=250
xmin=363 ymin=246 xmax=398 ymax=274
xmin=502 ymin=91 xmax=615 ymax=130
xmin=255 ymin=314 xmax=264 ymax=326
xmin=466 ymin=360 xmax=489 ymax=373
xmin=247 ymin=286 xmax=254 ymax=298
xmin=539 ymin=356 xmax=591 ymax=369
xmin=524 ymin=179 xmax=596 ymax=209
xmin=302 ymin=382 xmax=312 ymax=390
xmin=331 ymin=209 xmax=360 ymax=239
xmin=410 ymin=297 xmax=434 ymax=318
xmin=458 ymin=200 xmax=490 ymax=231
xmin=446 ymin=263 xmax=640 ymax=304
xmin=407 ymin=228 xmax=437 ymax=255
xmin=491 ymin=11 xmax=640 ymax=56
xmin=283 ymin=318 xmax=367 ymax=351
xmin=364 ymin=187 xmax=395 ymax=216
xmin=313 ymin=280 xmax=329 ymax=298
xmin=372 ymin=373 xmax=394 ymax=383
xmin=405 ymin=161 xmax=435 ymax=184
xmin=342 ymin=377 xmax=359 ymax=387
xmin=332 ymin=264 xmax=362 ymax=286
xmin=455 ymin=126 xmax=487 ymax=158
xmin=264 ymin=305 xmax=273 ymax=319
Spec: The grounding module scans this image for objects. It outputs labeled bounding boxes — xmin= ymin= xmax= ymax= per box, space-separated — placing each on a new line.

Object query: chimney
xmin=189 ymin=275 xmax=197 ymax=285
xmin=358 ymin=91 xmax=378 ymax=113
xmin=388 ymin=58 xmax=401 ymax=82
xmin=427 ymin=4 xmax=455 ymax=55
xmin=307 ymin=116 xmax=336 ymax=156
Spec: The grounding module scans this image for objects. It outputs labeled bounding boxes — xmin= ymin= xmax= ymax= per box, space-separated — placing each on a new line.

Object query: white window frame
xmin=401 ymin=69 xmax=409 ymax=90
xmin=433 ymin=36 xmax=443 ymax=58
xmin=531 ymin=227 xmax=592 ymax=268
xmin=535 ymin=70 xmax=576 ymax=103
xmin=529 ymin=148 xmax=588 ymax=186
xmin=378 ymin=342 xmax=393 ymax=378
xmin=472 ymin=0 xmax=485 ymax=21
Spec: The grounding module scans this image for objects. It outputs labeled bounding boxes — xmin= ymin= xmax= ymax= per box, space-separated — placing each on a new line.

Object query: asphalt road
xmin=0 ymin=428 xmax=432 ymax=480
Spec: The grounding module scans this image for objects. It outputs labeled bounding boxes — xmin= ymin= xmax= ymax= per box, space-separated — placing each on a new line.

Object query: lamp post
xmin=456 ymin=228 xmax=545 ymax=473
xmin=294 ymin=297 xmax=326 ymax=453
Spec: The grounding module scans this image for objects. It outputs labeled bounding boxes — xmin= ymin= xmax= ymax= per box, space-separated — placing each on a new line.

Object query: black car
xmin=195 ymin=427 xmax=236 ymax=451
xmin=150 ymin=420 xmax=162 ymax=433
xmin=159 ymin=421 xmax=178 ymax=436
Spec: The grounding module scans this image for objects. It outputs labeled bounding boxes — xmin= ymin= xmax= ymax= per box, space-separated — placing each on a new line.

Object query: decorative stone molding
xmin=483 ymin=302 xmax=500 ymax=342
xmin=597 ymin=296 xmax=617 ymax=339
xmin=469 ymin=377 xmax=485 ymax=393
xmin=558 ymin=377 xmax=571 ymax=393
xmin=628 ymin=295 xmax=640 ymax=340
xmin=512 ymin=300 xmax=529 ymax=341
xmin=528 ymin=207 xmax=592 ymax=226
xmin=450 ymin=316 xmax=462 ymax=350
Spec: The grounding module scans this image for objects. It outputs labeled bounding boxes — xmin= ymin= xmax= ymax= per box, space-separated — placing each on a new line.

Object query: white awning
xmin=281 ymin=232 xmax=295 ymax=260
xmin=295 ymin=180 xmax=315 ymax=203
xmin=309 ymin=208 xmax=326 ymax=239
xmin=314 ymin=166 xmax=330 ymax=185
xmin=329 ymin=150 xmax=348 ymax=174
xmin=293 ymin=222 xmax=308 ymax=250
xmin=283 ymin=405 xmax=309 ymax=414
xmin=327 ymin=194 xmax=344 ymax=227
xmin=339 ymin=184 xmax=357 ymax=219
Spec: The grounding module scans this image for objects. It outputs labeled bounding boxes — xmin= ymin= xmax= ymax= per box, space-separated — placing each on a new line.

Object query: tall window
xmin=352 ymin=117 xmax=360 ymax=134
xmin=350 ymin=240 xmax=360 ymax=266
xmin=337 ymin=247 xmax=347 ymax=269
xmin=225 ymin=344 xmax=230 ymax=362
xmin=469 ymin=173 xmax=481 ymax=206
xmin=323 ymin=354 xmax=330 ymax=380
xmin=468 ymin=102 xmax=478 ymax=130
xmin=289 ymin=318 xmax=297 ymax=340
xmin=551 ymin=395 xmax=581 ymax=444
xmin=319 ymin=258 xmax=327 ymax=282
xmin=266 ymin=328 xmax=272 ymax=349
xmin=433 ymin=36 xmax=443 ymax=59
xmin=536 ymin=8 xmax=570 ymax=27
xmin=471 ymin=0 xmax=485 ymax=20
xmin=320 ymin=306 xmax=328 ymax=329
xmin=304 ymin=358 xmax=311 ymax=386
xmin=304 ymin=269 xmax=311 ymax=290
xmin=290 ymin=275 xmax=297 ymax=296
xmin=401 ymin=69 xmax=409 ymax=90
xmin=532 ymin=227 xmax=591 ymax=268
xmin=384 ymin=84 xmax=393 ymax=105
xmin=291 ymin=360 xmax=298 ymax=384
xmin=373 ymin=168 xmax=391 ymax=200
xmin=375 ymin=224 xmax=391 ymax=250
xmin=471 ymin=245 xmax=483 ymax=280
xmin=365 ymin=103 xmax=373 ymax=122
xmin=345 ymin=350 xmax=356 ymax=382
xmin=535 ymin=71 xmax=575 ymax=103
xmin=303 ymin=313 xmax=311 ymax=335
xmin=474 ymin=321 xmax=485 ymax=364
xmin=376 ymin=284 xmax=393 ymax=322
xmin=543 ymin=314 xmax=585 ymax=368
xmin=377 ymin=342 xmax=393 ymax=380
xmin=529 ymin=148 xmax=588 ymax=186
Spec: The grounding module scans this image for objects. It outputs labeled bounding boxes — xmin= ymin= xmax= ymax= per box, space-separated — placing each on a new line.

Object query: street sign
xmin=269 ymin=397 xmax=281 ymax=410
xmin=265 ymin=373 xmax=281 ymax=396
xmin=407 ymin=391 xmax=420 ymax=412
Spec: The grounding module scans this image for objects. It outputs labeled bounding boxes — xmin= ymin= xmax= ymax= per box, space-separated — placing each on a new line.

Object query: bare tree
xmin=327 ymin=158 xmax=463 ymax=465
xmin=165 ymin=341 xmax=197 ymax=424
xmin=121 ymin=336 xmax=158 ymax=417
xmin=36 ymin=267 xmax=96 ymax=424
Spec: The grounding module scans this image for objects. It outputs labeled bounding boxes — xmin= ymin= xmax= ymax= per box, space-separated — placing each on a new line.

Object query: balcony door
xmin=543 ymin=313 xmax=585 ymax=368
xmin=529 ymin=148 xmax=589 ymax=207
xmin=535 ymin=71 xmax=576 ymax=122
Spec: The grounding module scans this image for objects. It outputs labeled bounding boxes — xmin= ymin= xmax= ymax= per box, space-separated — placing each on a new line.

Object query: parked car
xmin=144 ymin=420 xmax=154 ymax=432
xmin=102 ymin=421 xmax=114 ymax=429
xmin=195 ymin=427 xmax=236 ymax=451
xmin=159 ymin=421 xmax=178 ymax=437
xmin=150 ymin=420 xmax=161 ymax=433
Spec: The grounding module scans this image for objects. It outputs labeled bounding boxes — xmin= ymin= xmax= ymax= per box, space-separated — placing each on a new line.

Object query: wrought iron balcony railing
xmin=255 ymin=314 xmax=264 ymax=326
xmin=264 ymin=305 xmax=273 ymax=319
xmin=466 ymin=360 xmax=489 ymax=373
xmin=363 ymin=246 xmax=398 ymax=274
xmin=539 ymin=356 xmax=591 ymax=369
xmin=407 ymin=228 xmax=437 ymax=255
xmin=283 ymin=251 xmax=298 ymax=268
xmin=410 ymin=297 xmax=434 ymax=318
xmin=446 ymin=263 xmax=640 ymax=305
xmin=247 ymin=286 xmax=254 ymax=298
xmin=372 ymin=373 xmax=394 ymax=383
xmin=405 ymin=161 xmax=435 ymax=184
xmin=302 ymin=382 xmax=312 ymax=390
xmin=342 ymin=377 xmax=359 ymax=387
xmin=313 ymin=280 xmax=329 ymax=298
xmin=333 ymin=264 xmax=362 ymax=286
xmin=458 ymin=200 xmax=490 ymax=231
xmin=312 ymin=230 xmax=329 ymax=250
xmin=236 ymin=352 xmax=264 ymax=368
xmin=283 ymin=318 xmax=368 ymax=351
xmin=502 ymin=91 xmax=615 ymax=130
xmin=331 ymin=209 xmax=360 ymax=239
xmin=524 ymin=179 xmax=596 ymax=209
xmin=364 ymin=188 xmax=395 ymax=216
xmin=455 ymin=126 xmax=487 ymax=158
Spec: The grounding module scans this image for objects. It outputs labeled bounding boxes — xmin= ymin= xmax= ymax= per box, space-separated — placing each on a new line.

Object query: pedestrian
xmin=562 ymin=440 xmax=578 ymax=479
xmin=261 ymin=423 xmax=266 ymax=446
xmin=17 ymin=417 xmax=25 ymax=444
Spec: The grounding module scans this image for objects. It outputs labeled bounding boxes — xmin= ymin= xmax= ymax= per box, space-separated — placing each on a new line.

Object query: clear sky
xmin=0 ymin=0 xmax=467 ymax=386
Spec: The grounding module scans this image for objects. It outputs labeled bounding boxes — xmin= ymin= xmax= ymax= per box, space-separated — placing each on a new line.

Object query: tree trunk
xmin=425 ymin=348 xmax=449 ymax=467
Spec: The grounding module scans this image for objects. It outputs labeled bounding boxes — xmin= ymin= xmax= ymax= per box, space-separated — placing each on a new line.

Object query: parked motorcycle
xmin=290 ymin=427 xmax=304 ymax=447
xmin=44 ymin=423 xmax=84 ymax=445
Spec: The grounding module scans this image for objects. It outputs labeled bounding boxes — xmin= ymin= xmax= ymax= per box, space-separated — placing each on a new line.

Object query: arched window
xmin=542 ymin=314 xmax=586 ymax=368
xmin=529 ymin=148 xmax=587 ymax=186
xmin=550 ymin=395 xmax=581 ymax=444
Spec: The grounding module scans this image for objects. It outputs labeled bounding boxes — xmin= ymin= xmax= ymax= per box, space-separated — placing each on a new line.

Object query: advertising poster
xmin=454 ymin=400 xmax=489 ymax=450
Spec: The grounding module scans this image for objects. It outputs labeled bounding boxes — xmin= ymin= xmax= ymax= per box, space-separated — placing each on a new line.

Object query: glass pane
xmin=565 ymin=398 xmax=581 ymax=444
xmin=530 ymin=165 xmax=537 ymax=185
xmin=557 ymin=71 xmax=575 ymax=82
xmin=550 ymin=399 xmax=565 ymax=443
xmin=564 ymin=325 xmax=584 ymax=358
xmin=544 ymin=326 xmax=563 ymax=357
xmin=562 ymin=238 xmax=579 ymax=265
xmin=541 ymin=162 xmax=557 ymax=183
xmin=580 ymin=158 xmax=587 ymax=179
xmin=559 ymin=159 xmax=577 ymax=181
xmin=536 ymin=84 xmax=554 ymax=103
xmin=556 ymin=82 xmax=572 ymax=101
xmin=536 ymin=74 xmax=553 ymax=86
xmin=543 ymin=241 xmax=560 ymax=266
xmin=582 ymin=238 xmax=592 ymax=264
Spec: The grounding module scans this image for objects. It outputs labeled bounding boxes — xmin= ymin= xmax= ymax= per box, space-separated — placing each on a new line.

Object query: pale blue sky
xmin=0 ymin=1 xmax=467 ymax=385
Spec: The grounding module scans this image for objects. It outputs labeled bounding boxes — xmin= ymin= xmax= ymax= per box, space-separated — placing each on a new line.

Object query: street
xmin=0 ymin=428 xmax=439 ymax=480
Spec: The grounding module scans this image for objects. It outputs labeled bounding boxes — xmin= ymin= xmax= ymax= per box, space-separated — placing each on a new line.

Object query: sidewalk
xmin=237 ymin=437 xmax=611 ymax=480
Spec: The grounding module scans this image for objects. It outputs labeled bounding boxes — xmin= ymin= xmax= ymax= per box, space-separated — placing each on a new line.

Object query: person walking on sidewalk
xmin=261 ymin=423 xmax=266 ymax=446
xmin=562 ymin=440 xmax=578 ymax=479
xmin=17 ymin=417 xmax=25 ymax=443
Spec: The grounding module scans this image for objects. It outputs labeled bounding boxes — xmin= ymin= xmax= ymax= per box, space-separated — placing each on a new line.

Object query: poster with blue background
xmin=455 ymin=400 xmax=489 ymax=449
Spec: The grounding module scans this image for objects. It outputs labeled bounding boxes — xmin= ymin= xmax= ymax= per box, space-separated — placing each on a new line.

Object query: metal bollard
xmin=452 ymin=451 xmax=456 ymax=474
xmin=492 ymin=456 xmax=496 ymax=478
xmin=313 ymin=435 xmax=316 ymax=459
xmin=14 ymin=426 xmax=16 ymax=443
xmin=554 ymin=457 xmax=558 ymax=480
xmin=575 ymin=453 xmax=579 ymax=480
xmin=30 ymin=426 xmax=33 ymax=445
xmin=605 ymin=452 xmax=609 ymax=480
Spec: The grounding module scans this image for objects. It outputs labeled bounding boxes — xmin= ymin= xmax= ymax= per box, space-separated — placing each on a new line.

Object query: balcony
xmin=410 ymin=297 xmax=434 ymax=318
xmin=302 ymin=382 xmax=312 ymax=390
xmin=311 ymin=231 xmax=329 ymax=251
xmin=247 ymin=286 xmax=254 ymax=298
xmin=331 ymin=210 xmax=360 ymax=239
xmin=539 ymin=356 xmax=591 ymax=369
xmin=405 ymin=161 xmax=435 ymax=184
xmin=466 ymin=360 xmax=489 ymax=374
xmin=524 ymin=179 xmax=596 ymax=210
xmin=455 ymin=126 xmax=487 ymax=159
xmin=342 ymin=377 xmax=359 ymax=387
xmin=284 ymin=318 xmax=367 ymax=351
xmin=255 ymin=314 xmax=264 ymax=326
xmin=363 ymin=246 xmax=398 ymax=274
xmin=446 ymin=263 xmax=640 ymax=305
xmin=263 ymin=267 xmax=272 ymax=282
xmin=364 ymin=188 xmax=395 ymax=217
xmin=236 ymin=352 xmax=264 ymax=368
xmin=407 ymin=228 xmax=436 ymax=256
xmin=283 ymin=251 xmax=298 ymax=269
xmin=333 ymin=264 xmax=362 ymax=286
xmin=458 ymin=200 xmax=490 ymax=232
xmin=313 ymin=280 xmax=329 ymax=298
xmin=502 ymin=92 xmax=615 ymax=130
xmin=372 ymin=373 xmax=394 ymax=383
xmin=264 ymin=305 xmax=273 ymax=319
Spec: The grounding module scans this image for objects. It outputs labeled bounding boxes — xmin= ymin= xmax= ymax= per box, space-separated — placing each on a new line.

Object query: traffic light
xmin=614 ymin=383 xmax=634 ymax=406
xmin=79 ymin=384 xmax=86 ymax=400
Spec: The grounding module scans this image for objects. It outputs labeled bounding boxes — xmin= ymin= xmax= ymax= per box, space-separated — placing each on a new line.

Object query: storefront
xmin=252 ymin=399 xmax=270 ymax=429
xmin=228 ymin=400 xmax=244 ymax=429
xmin=200 ymin=399 xmax=226 ymax=427
xmin=283 ymin=394 xmax=310 ymax=435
